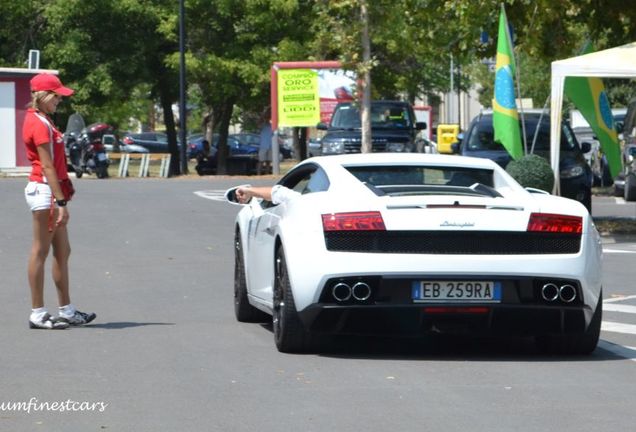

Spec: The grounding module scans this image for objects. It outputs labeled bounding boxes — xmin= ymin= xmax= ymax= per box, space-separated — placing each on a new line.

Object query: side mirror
xmin=415 ymin=121 xmax=427 ymax=131
xmin=580 ymin=141 xmax=592 ymax=153
xmin=224 ymin=185 xmax=251 ymax=205
xmin=316 ymin=122 xmax=328 ymax=131
xmin=450 ymin=142 xmax=460 ymax=154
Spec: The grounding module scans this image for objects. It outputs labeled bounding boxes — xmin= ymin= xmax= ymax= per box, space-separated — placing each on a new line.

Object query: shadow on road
xmin=82 ymin=321 xmax=176 ymax=330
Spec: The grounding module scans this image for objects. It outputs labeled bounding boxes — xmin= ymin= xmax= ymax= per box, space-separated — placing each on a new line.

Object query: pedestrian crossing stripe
xmin=603 ymin=303 xmax=636 ymax=314
xmin=602 ymin=321 xmax=636 ymax=335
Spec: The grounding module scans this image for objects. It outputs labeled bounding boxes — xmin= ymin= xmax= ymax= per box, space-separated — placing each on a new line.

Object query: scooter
xmin=69 ymin=123 xmax=112 ymax=179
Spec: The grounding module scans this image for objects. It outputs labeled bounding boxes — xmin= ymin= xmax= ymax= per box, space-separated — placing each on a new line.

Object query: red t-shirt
xmin=22 ymin=108 xmax=69 ymax=183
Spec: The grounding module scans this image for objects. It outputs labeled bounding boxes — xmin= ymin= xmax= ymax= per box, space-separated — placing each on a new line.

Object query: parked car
xmin=232 ymin=132 xmax=293 ymax=160
xmin=613 ymin=144 xmax=636 ymax=200
xmin=194 ymin=134 xmax=259 ymax=175
xmin=317 ymin=100 xmax=426 ymax=155
xmin=569 ymin=108 xmax=626 ymax=186
xmin=614 ymin=97 xmax=636 ymax=200
xmin=121 ymin=132 xmax=181 ymax=153
xmin=452 ymin=110 xmax=593 ymax=213
xmin=225 ymin=153 xmax=602 ymax=354
xmin=102 ymin=134 xmax=149 ymax=154
xmin=308 ymin=138 xmax=322 ymax=157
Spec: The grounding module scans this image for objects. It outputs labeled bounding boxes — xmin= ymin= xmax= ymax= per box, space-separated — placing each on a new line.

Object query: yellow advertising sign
xmin=277 ymin=69 xmax=320 ymax=127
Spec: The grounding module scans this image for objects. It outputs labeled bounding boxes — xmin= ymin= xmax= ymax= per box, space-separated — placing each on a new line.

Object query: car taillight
xmin=322 ymin=211 xmax=386 ymax=231
xmin=527 ymin=213 xmax=582 ymax=234
xmin=123 ymin=137 xmax=133 ymax=145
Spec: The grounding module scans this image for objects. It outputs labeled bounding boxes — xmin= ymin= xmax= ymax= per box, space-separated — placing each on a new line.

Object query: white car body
xmin=228 ymin=153 xmax=603 ymax=353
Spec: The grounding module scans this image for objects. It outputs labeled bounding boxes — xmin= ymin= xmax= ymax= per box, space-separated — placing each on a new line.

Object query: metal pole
xmin=178 ymin=0 xmax=188 ymax=174
xmin=449 ymin=54 xmax=454 ymax=122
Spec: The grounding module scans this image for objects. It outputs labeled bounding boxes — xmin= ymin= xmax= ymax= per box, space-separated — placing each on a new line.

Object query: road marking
xmin=604 ymin=295 xmax=636 ymax=304
xmin=603 ymin=248 xmax=636 ymax=254
xmin=194 ymin=190 xmax=226 ymax=202
xmin=603 ymin=303 xmax=636 ymax=314
xmin=597 ymin=340 xmax=636 ymax=362
xmin=601 ymin=321 xmax=636 ymax=335
xmin=614 ymin=197 xmax=625 ymax=204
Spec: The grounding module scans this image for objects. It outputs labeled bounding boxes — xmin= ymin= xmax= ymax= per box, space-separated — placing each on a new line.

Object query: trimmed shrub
xmin=505 ymin=154 xmax=555 ymax=192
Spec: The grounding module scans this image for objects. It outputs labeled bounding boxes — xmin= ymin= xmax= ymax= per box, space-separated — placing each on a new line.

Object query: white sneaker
xmin=29 ymin=313 xmax=70 ymax=330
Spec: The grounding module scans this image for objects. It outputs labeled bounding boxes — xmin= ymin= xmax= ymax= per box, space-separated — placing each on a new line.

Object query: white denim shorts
xmin=24 ymin=181 xmax=53 ymax=211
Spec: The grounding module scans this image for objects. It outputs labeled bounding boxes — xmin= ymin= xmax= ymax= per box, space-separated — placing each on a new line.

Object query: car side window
xmin=280 ymin=165 xmax=330 ymax=195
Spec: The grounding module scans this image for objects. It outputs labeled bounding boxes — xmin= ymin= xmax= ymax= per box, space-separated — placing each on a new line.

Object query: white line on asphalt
xmin=603 ymin=303 xmax=636 ymax=314
xmin=614 ymin=197 xmax=626 ymax=204
xmin=602 ymin=321 xmax=636 ymax=335
xmin=597 ymin=340 xmax=636 ymax=362
xmin=604 ymin=295 xmax=636 ymax=303
xmin=603 ymin=248 xmax=636 ymax=254
xmin=194 ymin=190 xmax=226 ymax=202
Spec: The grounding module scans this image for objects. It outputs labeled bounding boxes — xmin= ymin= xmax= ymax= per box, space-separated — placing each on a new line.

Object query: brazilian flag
xmin=493 ymin=5 xmax=523 ymax=160
xmin=564 ymin=42 xmax=622 ymax=178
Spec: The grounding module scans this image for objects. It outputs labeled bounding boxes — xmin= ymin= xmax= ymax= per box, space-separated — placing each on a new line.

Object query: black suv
xmin=317 ymin=101 xmax=426 ymax=155
xmin=452 ymin=110 xmax=593 ymax=212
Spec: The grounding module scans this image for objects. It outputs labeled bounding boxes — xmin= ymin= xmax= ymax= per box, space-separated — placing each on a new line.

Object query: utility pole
xmin=178 ymin=0 xmax=188 ymax=174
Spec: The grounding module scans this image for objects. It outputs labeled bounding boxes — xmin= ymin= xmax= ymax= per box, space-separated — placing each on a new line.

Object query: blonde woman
xmin=23 ymin=73 xmax=95 ymax=329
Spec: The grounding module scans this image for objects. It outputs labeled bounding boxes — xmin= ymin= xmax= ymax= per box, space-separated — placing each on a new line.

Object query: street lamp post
xmin=178 ymin=0 xmax=188 ymax=174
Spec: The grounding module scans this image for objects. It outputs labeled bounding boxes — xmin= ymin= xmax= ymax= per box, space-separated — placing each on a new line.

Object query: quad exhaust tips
xmin=541 ymin=283 xmax=577 ymax=303
xmin=331 ymin=281 xmax=372 ymax=302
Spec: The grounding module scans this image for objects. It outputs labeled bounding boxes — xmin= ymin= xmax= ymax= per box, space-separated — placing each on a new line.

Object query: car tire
xmin=624 ymin=174 xmax=636 ymax=201
xmin=273 ymin=247 xmax=308 ymax=353
xmin=234 ymin=230 xmax=268 ymax=323
xmin=536 ymin=290 xmax=602 ymax=355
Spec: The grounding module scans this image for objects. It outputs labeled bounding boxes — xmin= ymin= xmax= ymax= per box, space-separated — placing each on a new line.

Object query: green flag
xmin=493 ymin=4 xmax=523 ymax=160
xmin=564 ymin=42 xmax=622 ymax=178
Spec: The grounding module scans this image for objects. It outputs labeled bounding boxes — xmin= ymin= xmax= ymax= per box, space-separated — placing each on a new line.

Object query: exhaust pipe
xmin=351 ymin=282 xmax=372 ymax=301
xmin=559 ymin=284 xmax=577 ymax=303
xmin=332 ymin=282 xmax=352 ymax=302
xmin=541 ymin=283 xmax=559 ymax=302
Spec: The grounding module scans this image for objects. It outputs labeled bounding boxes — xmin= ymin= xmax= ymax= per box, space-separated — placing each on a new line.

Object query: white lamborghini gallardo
xmin=226 ymin=153 xmax=603 ymax=354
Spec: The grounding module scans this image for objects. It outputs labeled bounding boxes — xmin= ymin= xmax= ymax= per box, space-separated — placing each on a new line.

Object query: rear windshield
xmin=467 ymin=115 xmax=578 ymax=152
xmin=331 ymin=103 xmax=413 ymax=129
xmin=345 ymin=165 xmax=495 ymax=196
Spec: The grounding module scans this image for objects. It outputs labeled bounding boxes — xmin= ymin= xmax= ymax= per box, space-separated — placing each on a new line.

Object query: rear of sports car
xmin=283 ymin=189 xmax=602 ymax=353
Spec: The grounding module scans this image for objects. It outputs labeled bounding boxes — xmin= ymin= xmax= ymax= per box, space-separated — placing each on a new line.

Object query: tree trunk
xmin=159 ymin=84 xmax=180 ymax=176
xmin=215 ymin=99 xmax=235 ymax=175
xmin=360 ymin=1 xmax=372 ymax=153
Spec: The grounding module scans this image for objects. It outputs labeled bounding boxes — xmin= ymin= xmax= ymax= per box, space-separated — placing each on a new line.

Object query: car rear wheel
xmin=273 ymin=248 xmax=308 ymax=353
xmin=536 ymin=290 xmax=602 ymax=355
xmin=625 ymin=174 xmax=636 ymax=201
xmin=234 ymin=230 xmax=268 ymax=322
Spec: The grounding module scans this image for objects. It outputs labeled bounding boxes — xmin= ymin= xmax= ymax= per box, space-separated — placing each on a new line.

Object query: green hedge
xmin=505 ymin=154 xmax=554 ymax=192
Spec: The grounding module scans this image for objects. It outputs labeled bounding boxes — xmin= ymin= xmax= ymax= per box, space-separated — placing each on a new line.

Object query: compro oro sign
xmin=277 ymin=69 xmax=320 ymax=127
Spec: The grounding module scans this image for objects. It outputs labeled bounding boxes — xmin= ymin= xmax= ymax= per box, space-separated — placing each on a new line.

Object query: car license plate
xmin=412 ymin=281 xmax=501 ymax=303
xmin=97 ymin=153 xmax=107 ymax=161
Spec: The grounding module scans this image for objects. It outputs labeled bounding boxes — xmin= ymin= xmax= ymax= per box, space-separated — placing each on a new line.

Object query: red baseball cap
xmin=30 ymin=73 xmax=74 ymax=96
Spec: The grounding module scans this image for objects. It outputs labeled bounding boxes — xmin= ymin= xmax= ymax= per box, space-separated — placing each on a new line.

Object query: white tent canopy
xmin=550 ymin=41 xmax=636 ymax=193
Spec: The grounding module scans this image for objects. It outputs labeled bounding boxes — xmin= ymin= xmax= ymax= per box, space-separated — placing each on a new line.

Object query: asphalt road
xmin=1 ymin=177 xmax=635 ymax=432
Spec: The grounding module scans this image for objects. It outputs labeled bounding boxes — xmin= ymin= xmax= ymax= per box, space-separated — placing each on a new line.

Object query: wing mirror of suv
xmin=415 ymin=121 xmax=427 ymax=131
xmin=316 ymin=122 xmax=328 ymax=131
xmin=580 ymin=141 xmax=592 ymax=153
xmin=450 ymin=142 xmax=460 ymax=154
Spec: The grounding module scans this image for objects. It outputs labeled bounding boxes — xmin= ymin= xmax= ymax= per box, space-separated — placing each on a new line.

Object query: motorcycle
xmin=68 ymin=123 xmax=112 ymax=179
